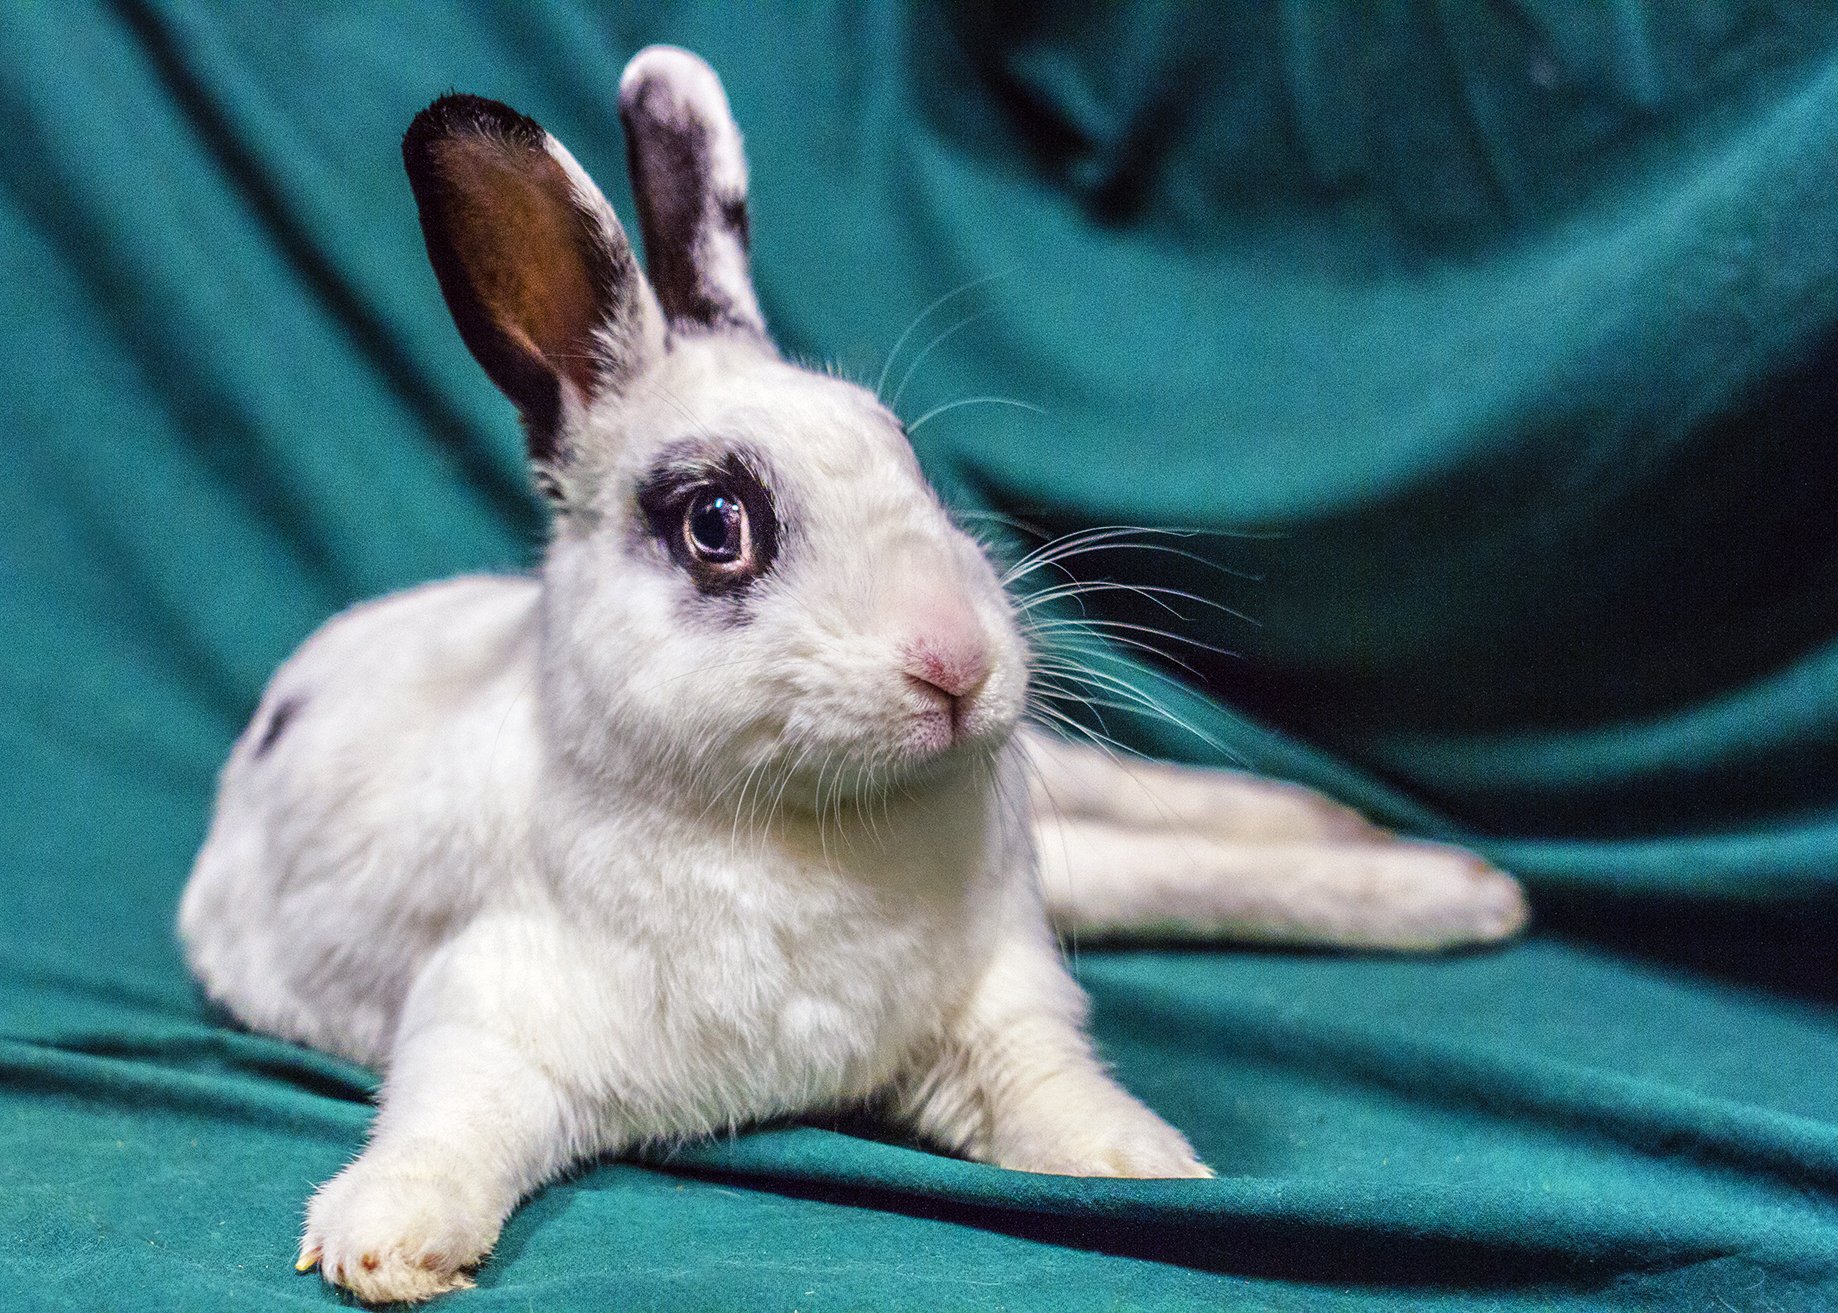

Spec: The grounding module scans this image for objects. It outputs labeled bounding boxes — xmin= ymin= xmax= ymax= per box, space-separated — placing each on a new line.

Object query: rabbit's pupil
xmin=687 ymin=491 xmax=743 ymax=562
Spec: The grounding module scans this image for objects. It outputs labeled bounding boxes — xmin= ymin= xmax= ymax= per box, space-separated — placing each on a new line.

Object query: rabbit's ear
xmin=403 ymin=95 xmax=662 ymax=478
xmin=619 ymin=47 xmax=766 ymax=339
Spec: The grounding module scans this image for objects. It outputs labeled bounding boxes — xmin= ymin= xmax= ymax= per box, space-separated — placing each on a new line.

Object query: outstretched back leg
xmin=1020 ymin=729 xmax=1528 ymax=950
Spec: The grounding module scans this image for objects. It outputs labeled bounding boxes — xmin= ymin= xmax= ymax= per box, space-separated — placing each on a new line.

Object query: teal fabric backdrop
xmin=3 ymin=2 xmax=1837 ymax=1308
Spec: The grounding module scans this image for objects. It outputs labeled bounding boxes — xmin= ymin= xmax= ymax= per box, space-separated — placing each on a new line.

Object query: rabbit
xmin=177 ymin=46 xmax=1528 ymax=1305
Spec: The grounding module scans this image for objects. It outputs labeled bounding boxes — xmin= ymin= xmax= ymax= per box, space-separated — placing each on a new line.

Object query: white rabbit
xmin=178 ymin=46 xmax=1527 ymax=1304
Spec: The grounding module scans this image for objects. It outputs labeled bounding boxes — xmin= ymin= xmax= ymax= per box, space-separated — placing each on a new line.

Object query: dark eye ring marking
xmin=637 ymin=450 xmax=779 ymax=595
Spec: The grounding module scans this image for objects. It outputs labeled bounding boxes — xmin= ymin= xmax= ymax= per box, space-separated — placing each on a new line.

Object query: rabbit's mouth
xmin=754 ymin=688 xmax=1019 ymax=813
xmin=899 ymin=674 xmax=1007 ymax=764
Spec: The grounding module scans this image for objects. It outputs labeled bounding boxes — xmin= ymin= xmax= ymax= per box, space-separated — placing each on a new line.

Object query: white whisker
xmin=890 ymin=309 xmax=992 ymax=413
xmin=874 ymin=268 xmax=1016 ymax=399
xmin=906 ymin=396 xmax=1045 ymax=436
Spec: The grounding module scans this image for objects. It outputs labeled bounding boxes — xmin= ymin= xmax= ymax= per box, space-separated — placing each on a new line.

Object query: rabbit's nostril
xmin=901 ymin=639 xmax=989 ymax=702
xmin=904 ymin=672 xmax=960 ymax=711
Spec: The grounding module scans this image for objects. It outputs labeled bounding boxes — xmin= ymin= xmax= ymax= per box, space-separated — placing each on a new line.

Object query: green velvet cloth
xmin=4 ymin=2 xmax=1836 ymax=1308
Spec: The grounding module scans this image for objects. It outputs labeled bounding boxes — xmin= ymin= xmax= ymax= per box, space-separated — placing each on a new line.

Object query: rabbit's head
xmin=403 ymin=48 xmax=1027 ymax=806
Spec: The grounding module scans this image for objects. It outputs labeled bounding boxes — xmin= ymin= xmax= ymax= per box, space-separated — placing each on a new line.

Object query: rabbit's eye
xmin=684 ymin=488 xmax=746 ymax=564
xmin=637 ymin=448 xmax=778 ymax=597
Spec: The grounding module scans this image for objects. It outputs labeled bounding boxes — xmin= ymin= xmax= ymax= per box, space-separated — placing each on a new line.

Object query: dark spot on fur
xmin=718 ymin=194 xmax=750 ymax=251
xmin=621 ymin=79 xmax=758 ymax=336
xmin=531 ymin=467 xmax=564 ymax=503
xmin=254 ymin=695 xmax=304 ymax=758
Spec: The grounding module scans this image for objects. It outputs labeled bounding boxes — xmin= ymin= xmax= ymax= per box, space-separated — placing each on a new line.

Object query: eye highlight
xmin=685 ymin=488 xmax=745 ymax=563
xmin=637 ymin=448 xmax=779 ymax=596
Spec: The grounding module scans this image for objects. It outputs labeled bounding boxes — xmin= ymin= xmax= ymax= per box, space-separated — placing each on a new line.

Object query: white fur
xmin=180 ymin=49 xmax=1524 ymax=1304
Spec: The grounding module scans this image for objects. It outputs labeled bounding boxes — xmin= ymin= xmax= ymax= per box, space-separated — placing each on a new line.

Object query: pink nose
xmin=901 ymin=635 xmax=990 ymax=702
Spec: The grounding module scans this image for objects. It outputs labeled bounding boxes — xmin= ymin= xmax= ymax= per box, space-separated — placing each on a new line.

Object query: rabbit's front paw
xmin=299 ymin=1152 xmax=501 ymax=1304
xmin=1053 ymin=1120 xmax=1214 ymax=1180
xmin=994 ymin=1089 xmax=1213 ymax=1180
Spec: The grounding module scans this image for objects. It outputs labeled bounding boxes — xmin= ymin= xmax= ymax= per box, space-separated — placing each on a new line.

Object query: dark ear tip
xmin=402 ymin=94 xmax=547 ymax=174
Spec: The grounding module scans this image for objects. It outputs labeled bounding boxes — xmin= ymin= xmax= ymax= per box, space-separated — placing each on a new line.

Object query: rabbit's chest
xmin=571 ymin=818 xmax=1005 ymax=1119
xmin=553 ymin=774 xmax=1021 ymax=1120
xmin=656 ymin=862 xmax=981 ymax=1096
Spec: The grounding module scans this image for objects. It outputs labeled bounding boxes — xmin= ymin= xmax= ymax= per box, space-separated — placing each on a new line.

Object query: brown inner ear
xmin=429 ymin=135 xmax=603 ymax=399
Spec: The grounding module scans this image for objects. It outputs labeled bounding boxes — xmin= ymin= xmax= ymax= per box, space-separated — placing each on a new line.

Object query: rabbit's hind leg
xmin=1020 ymin=727 xmax=1383 ymax=844
xmin=1037 ymin=817 xmax=1527 ymax=950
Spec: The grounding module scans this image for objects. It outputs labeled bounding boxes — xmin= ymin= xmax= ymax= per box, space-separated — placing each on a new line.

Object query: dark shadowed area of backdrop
xmin=3 ymin=3 xmax=1836 ymax=1308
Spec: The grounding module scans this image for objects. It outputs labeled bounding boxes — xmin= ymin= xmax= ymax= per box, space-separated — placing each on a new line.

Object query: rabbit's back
xmin=179 ymin=574 xmax=543 ymax=1066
